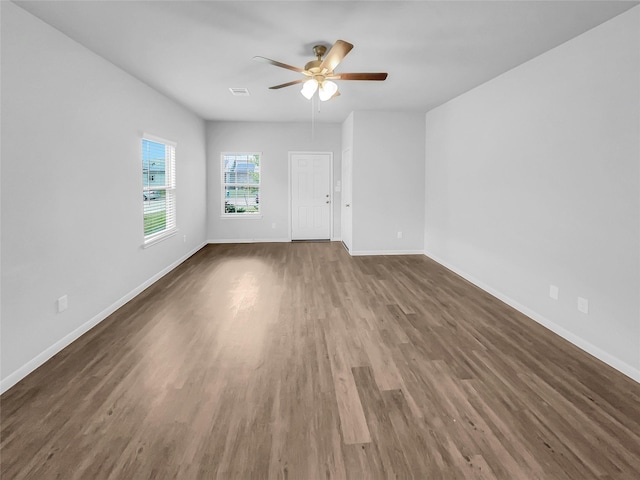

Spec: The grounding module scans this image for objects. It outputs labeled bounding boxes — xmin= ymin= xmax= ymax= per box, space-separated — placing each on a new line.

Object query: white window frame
xmin=142 ymin=133 xmax=177 ymax=247
xmin=221 ymin=152 xmax=262 ymax=218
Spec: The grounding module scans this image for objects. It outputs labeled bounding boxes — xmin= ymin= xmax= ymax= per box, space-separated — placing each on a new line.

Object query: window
xmin=142 ymin=135 xmax=176 ymax=245
xmin=221 ymin=153 xmax=260 ymax=215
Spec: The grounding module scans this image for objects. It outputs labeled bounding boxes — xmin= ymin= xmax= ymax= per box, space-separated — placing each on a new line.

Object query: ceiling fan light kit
xmin=318 ymin=80 xmax=338 ymax=101
xmin=254 ymin=40 xmax=388 ymax=102
xmin=301 ymin=79 xmax=318 ymax=100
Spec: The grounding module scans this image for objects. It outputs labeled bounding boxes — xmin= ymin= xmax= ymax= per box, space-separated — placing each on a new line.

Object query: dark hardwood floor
xmin=2 ymin=242 xmax=640 ymax=479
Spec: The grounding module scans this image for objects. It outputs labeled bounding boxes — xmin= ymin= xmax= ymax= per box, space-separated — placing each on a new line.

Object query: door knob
xmin=345 ymin=204 xmax=351 ymax=207
xmin=326 ymin=200 xmax=330 ymax=204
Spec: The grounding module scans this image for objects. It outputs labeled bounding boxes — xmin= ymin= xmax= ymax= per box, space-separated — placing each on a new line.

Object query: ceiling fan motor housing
xmin=304 ymin=60 xmax=323 ymax=72
xmin=305 ymin=45 xmax=328 ymax=72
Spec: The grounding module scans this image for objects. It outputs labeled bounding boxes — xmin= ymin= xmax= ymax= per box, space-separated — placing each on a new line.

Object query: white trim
xmin=0 ymin=242 xmax=207 ymax=394
xmin=424 ymin=250 xmax=640 ymax=384
xmin=142 ymin=132 xmax=177 ymax=147
xmin=142 ymin=227 xmax=178 ymax=248
xmin=207 ymin=238 xmax=291 ymax=244
xmin=349 ymin=249 xmax=425 ymax=256
xmin=288 ymin=151 xmax=334 ymax=241
xmin=220 ymin=214 xmax=263 ymax=220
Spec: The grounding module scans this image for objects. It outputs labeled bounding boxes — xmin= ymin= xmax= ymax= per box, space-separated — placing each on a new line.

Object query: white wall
xmin=424 ymin=7 xmax=640 ymax=379
xmin=1 ymin=3 xmax=207 ymax=391
xmin=206 ymin=121 xmax=342 ymax=242
xmin=341 ymin=113 xmax=355 ymax=250
xmin=351 ymin=111 xmax=425 ymax=255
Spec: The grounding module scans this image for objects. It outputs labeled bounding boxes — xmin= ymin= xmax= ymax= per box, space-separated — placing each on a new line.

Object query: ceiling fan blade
xmin=329 ymin=73 xmax=388 ymax=81
xmin=319 ymin=40 xmax=354 ymax=73
xmin=269 ymin=78 xmax=306 ymax=89
xmin=253 ymin=56 xmax=305 ymax=73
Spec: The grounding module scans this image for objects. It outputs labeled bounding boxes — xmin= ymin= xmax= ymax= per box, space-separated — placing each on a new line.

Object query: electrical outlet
xmin=183 ymin=235 xmax=187 ymax=243
xmin=549 ymin=285 xmax=559 ymax=300
xmin=57 ymin=295 xmax=68 ymax=313
xmin=578 ymin=297 xmax=589 ymax=314
xmin=272 ymin=223 xmax=276 ymax=229
xmin=397 ymin=231 xmax=403 ymax=239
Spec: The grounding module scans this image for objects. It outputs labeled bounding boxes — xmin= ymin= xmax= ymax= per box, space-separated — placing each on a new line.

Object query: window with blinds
xmin=221 ymin=153 xmax=261 ymax=216
xmin=142 ymin=135 xmax=176 ymax=245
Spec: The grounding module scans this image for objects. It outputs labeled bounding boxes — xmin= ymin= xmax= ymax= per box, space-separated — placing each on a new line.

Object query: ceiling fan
xmin=253 ymin=40 xmax=388 ymax=101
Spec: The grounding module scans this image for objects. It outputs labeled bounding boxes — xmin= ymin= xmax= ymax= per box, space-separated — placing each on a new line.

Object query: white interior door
xmin=291 ymin=152 xmax=332 ymax=240
xmin=341 ymin=148 xmax=353 ymax=251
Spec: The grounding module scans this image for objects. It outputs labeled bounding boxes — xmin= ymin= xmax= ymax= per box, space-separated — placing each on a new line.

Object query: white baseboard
xmin=350 ymin=249 xmax=425 ymax=256
xmin=207 ymin=238 xmax=291 ymax=244
xmin=0 ymin=242 xmax=207 ymax=394
xmin=208 ymin=239 xmax=345 ymax=245
xmin=424 ymin=250 xmax=640 ymax=384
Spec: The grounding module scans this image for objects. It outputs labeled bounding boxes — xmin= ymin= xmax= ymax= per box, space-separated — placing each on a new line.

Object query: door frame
xmin=288 ymin=151 xmax=334 ymax=241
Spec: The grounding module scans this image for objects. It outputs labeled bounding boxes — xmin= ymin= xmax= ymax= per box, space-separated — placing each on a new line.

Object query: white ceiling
xmin=14 ymin=1 xmax=638 ymax=124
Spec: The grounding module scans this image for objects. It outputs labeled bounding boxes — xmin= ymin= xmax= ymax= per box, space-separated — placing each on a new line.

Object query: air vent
xmin=229 ymin=87 xmax=250 ymax=96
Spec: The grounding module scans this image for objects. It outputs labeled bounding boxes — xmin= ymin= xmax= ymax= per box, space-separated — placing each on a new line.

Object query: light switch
xmin=578 ymin=297 xmax=589 ymax=314
xmin=57 ymin=295 xmax=68 ymax=313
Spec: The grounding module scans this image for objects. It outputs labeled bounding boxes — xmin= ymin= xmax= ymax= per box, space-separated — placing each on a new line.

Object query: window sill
xmin=142 ymin=228 xmax=178 ymax=248
xmin=220 ymin=214 xmax=263 ymax=220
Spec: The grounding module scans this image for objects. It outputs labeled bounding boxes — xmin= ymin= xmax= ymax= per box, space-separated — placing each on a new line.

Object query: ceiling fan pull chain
xmin=311 ymin=94 xmax=315 ymax=140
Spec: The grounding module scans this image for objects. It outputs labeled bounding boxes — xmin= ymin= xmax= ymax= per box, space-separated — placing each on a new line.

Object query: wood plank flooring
xmin=2 ymin=242 xmax=640 ymax=479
